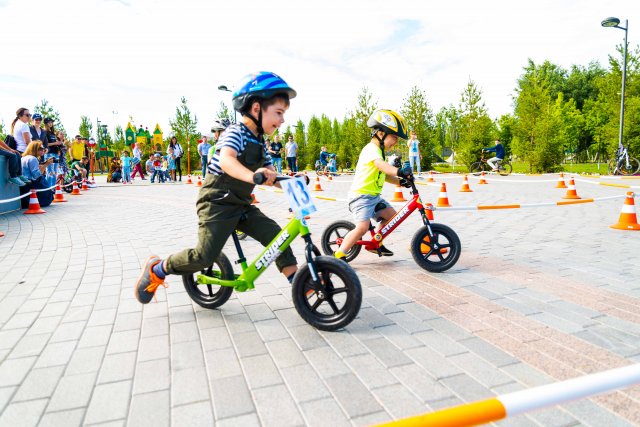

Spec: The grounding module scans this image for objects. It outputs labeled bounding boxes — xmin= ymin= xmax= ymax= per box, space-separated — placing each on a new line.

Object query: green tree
xmin=350 ymin=86 xmax=378 ymax=153
xmin=400 ymin=86 xmax=434 ymax=169
xmin=216 ymin=101 xmax=235 ymax=123
xmin=496 ymin=114 xmax=517 ymax=156
xmin=305 ymin=116 xmax=322 ymax=170
xmin=339 ymin=117 xmax=358 ymax=170
xmin=456 ymin=80 xmax=495 ymax=167
xmin=293 ymin=120 xmax=306 ymax=170
xmin=79 ymin=116 xmax=93 ymax=139
xmin=320 ymin=115 xmax=335 ymax=152
xmin=169 ymin=97 xmax=200 ymax=174
xmin=33 ymin=99 xmax=66 ymax=136
xmin=0 ymin=121 xmax=6 ymax=141
xmin=112 ymin=125 xmax=125 ymax=153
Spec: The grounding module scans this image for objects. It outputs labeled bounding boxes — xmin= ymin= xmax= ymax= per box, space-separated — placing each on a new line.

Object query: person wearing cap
xmin=29 ymin=114 xmax=47 ymax=152
xmin=69 ymin=135 xmax=86 ymax=164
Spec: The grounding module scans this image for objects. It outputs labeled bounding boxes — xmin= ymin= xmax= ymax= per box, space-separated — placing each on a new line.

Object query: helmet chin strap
xmin=372 ymin=130 xmax=389 ymax=161
xmin=245 ymin=109 xmax=265 ymax=142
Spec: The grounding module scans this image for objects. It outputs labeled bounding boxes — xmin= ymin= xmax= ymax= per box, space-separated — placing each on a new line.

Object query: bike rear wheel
xmin=292 ymin=256 xmax=362 ymax=331
xmin=469 ymin=162 xmax=485 ymax=176
xmin=321 ymin=221 xmax=362 ymax=262
xmin=410 ymin=223 xmax=461 ymax=272
xmin=182 ymin=253 xmax=234 ymax=309
xmin=620 ymin=157 xmax=640 ymax=176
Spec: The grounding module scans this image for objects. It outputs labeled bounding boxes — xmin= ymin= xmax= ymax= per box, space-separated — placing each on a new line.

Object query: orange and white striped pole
xmin=377 ymin=364 xmax=640 ymax=427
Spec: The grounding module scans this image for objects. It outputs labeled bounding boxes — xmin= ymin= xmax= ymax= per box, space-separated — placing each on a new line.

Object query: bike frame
xmin=196 ymin=216 xmax=323 ymax=293
xmin=348 ymin=182 xmax=433 ymax=252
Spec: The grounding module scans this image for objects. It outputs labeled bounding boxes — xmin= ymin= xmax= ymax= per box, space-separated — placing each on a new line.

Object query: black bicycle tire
xmin=469 ymin=162 xmax=485 ymax=176
xmin=320 ymin=221 xmax=362 ymax=262
xmin=182 ymin=253 xmax=234 ymax=309
xmin=620 ymin=157 xmax=640 ymax=176
xmin=291 ymin=256 xmax=362 ymax=331
xmin=499 ymin=161 xmax=512 ymax=176
xmin=410 ymin=223 xmax=461 ymax=273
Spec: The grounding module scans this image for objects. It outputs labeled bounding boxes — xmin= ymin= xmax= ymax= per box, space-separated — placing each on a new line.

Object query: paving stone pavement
xmin=0 ymin=173 xmax=639 ymax=427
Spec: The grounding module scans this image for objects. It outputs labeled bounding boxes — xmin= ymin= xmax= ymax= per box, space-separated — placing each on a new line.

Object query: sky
xmin=1 ymin=0 xmax=638 ymax=138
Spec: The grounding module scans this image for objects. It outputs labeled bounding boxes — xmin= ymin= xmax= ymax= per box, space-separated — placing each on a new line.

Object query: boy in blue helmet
xmin=134 ymin=72 xmax=299 ymax=303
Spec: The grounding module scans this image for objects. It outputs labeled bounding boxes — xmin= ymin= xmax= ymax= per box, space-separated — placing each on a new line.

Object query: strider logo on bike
xmin=380 ymin=206 xmax=411 ymax=235
xmin=256 ymin=231 xmax=290 ymax=270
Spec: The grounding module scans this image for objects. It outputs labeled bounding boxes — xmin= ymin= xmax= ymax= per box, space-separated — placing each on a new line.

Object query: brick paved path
xmin=0 ymin=174 xmax=638 ymax=426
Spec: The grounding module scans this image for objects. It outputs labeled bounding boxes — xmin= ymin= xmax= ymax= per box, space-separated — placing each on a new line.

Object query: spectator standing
xmin=285 ymin=135 xmax=297 ymax=172
xmin=11 ymin=108 xmax=32 ymax=153
xmin=269 ymin=134 xmax=283 ymax=173
xmin=407 ymin=130 xmax=421 ymax=174
xmin=30 ymin=114 xmax=47 ymax=152
xmin=167 ymin=147 xmax=177 ymax=182
xmin=130 ymin=143 xmax=146 ymax=180
xmin=56 ymin=131 xmax=69 ymax=176
xmin=197 ymin=136 xmax=211 ymax=178
xmin=120 ymin=151 xmax=133 ymax=184
xmin=168 ymin=136 xmax=183 ymax=181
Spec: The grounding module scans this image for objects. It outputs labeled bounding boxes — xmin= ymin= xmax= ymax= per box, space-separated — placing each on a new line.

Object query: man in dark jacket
xmin=484 ymin=139 xmax=505 ymax=171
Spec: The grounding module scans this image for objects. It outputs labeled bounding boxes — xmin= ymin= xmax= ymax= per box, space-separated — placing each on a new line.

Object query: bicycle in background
xmin=608 ymin=146 xmax=640 ymax=176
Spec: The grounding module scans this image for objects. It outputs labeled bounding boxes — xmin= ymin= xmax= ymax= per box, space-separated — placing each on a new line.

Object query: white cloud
xmin=1 ymin=0 xmax=638 ymax=136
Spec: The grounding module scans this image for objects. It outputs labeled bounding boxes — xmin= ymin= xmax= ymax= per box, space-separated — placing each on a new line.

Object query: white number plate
xmin=280 ymin=177 xmax=317 ymax=218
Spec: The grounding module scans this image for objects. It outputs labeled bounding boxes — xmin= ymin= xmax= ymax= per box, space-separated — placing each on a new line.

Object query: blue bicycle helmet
xmin=232 ymin=71 xmax=297 ymax=113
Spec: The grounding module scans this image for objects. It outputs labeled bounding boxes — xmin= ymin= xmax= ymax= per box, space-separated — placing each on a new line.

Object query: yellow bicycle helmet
xmin=367 ymin=109 xmax=408 ymax=140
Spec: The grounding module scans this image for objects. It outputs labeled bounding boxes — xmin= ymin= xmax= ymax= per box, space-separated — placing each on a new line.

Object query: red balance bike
xmin=321 ymin=174 xmax=461 ymax=272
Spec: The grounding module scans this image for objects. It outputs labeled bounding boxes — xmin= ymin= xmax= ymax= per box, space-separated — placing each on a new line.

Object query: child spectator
xmin=328 ymin=153 xmax=337 ymax=175
xmin=167 ymin=147 xmax=177 ymax=182
xmin=120 ymin=151 xmax=133 ymax=184
xmin=109 ymin=157 xmax=122 ymax=183
xmin=151 ymin=153 xmax=165 ymax=183
xmin=134 ymin=71 xmax=300 ymax=303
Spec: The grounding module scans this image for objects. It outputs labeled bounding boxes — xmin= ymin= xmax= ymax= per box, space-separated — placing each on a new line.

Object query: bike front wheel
xmin=292 ymin=256 xmax=362 ymax=331
xmin=498 ymin=161 xmax=512 ymax=176
xmin=320 ymin=220 xmax=362 ymax=262
xmin=620 ymin=157 xmax=640 ymax=176
xmin=469 ymin=162 xmax=485 ymax=176
xmin=182 ymin=252 xmax=234 ymax=309
xmin=410 ymin=223 xmax=461 ymax=272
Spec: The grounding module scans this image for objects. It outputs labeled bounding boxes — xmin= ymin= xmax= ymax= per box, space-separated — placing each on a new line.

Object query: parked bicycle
xmin=182 ymin=173 xmax=362 ymax=331
xmin=320 ymin=173 xmax=461 ymax=273
xmin=608 ymin=146 xmax=640 ymax=176
xmin=470 ymin=151 xmax=512 ymax=176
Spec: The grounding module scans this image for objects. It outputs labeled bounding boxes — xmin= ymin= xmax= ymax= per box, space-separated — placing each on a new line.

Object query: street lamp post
xmin=601 ymin=17 xmax=629 ymax=155
xmin=217 ymin=85 xmax=237 ymax=123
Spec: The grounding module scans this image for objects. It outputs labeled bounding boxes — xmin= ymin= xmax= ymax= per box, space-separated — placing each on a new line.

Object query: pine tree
xmin=456 ymin=80 xmax=495 ymax=167
xmin=400 ymin=86 xmax=434 ymax=169
xmin=33 ymin=99 xmax=66 ymax=136
xmin=79 ymin=116 xmax=93 ymax=139
xmin=169 ymin=97 xmax=200 ymax=174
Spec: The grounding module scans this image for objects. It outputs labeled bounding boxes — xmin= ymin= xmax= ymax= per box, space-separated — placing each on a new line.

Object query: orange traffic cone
xmin=427 ymin=171 xmax=435 ymax=183
xmin=90 ymin=176 xmax=96 ymax=185
xmin=437 ymin=183 xmax=451 ymax=207
xmin=186 ymin=175 xmax=193 ymax=184
xmin=53 ymin=184 xmax=67 ymax=203
xmin=425 ymin=202 xmax=435 ymax=220
xmin=459 ymin=175 xmax=473 ymax=192
xmin=71 ymin=181 xmax=81 ymax=195
xmin=328 ymin=175 xmax=333 ymax=181
xmin=610 ymin=192 xmax=640 ymax=230
xmin=24 ymin=189 xmax=45 ymax=214
xmin=312 ymin=176 xmax=323 ymax=191
xmin=562 ymin=177 xmax=581 ymax=199
xmin=82 ymin=179 xmax=89 ymax=191
xmin=555 ymin=173 xmax=567 ymax=189
xmin=478 ymin=171 xmax=488 ymax=184
xmin=251 ymin=192 xmax=259 ymax=204
xmin=391 ymin=184 xmax=407 ymax=202
xmin=197 ymin=175 xmax=202 ymax=186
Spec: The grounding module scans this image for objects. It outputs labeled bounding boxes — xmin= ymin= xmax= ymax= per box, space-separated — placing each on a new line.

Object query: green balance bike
xmin=182 ymin=174 xmax=362 ymax=331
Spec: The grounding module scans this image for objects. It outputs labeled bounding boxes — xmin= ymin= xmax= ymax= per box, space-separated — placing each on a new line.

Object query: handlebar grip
xmin=253 ymin=173 xmax=292 ymax=185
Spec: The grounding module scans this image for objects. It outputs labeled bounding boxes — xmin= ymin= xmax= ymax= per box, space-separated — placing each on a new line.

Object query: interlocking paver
xmin=2 ymin=176 xmax=639 ymax=426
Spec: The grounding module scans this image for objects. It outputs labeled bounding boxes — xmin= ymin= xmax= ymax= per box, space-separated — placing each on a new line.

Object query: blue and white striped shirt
xmin=208 ymin=123 xmax=272 ymax=175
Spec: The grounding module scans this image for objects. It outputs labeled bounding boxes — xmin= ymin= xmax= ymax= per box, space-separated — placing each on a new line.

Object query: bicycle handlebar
xmin=253 ymin=172 xmax=291 ymax=185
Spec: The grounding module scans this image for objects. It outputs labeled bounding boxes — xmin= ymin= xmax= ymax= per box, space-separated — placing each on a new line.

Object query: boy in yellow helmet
xmin=334 ymin=109 xmax=412 ymax=259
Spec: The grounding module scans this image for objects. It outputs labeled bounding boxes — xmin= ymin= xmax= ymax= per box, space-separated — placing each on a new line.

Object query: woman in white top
xmin=167 ymin=136 xmax=183 ymax=181
xmin=12 ymin=108 xmax=32 ymax=153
